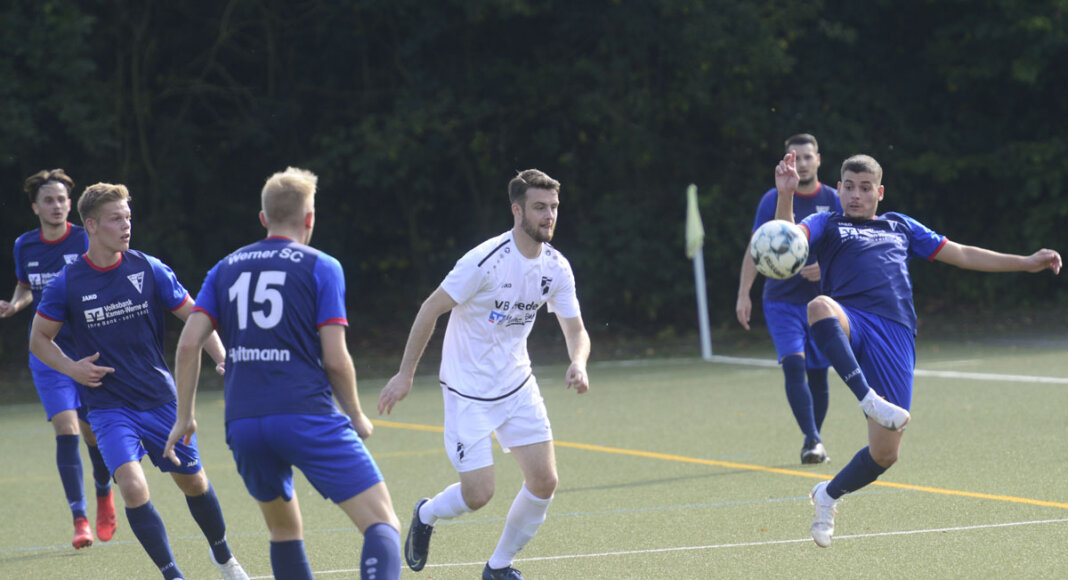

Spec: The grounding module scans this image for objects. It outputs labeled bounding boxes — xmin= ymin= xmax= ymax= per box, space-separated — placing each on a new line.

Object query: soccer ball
xmin=749 ymin=220 xmax=809 ymax=279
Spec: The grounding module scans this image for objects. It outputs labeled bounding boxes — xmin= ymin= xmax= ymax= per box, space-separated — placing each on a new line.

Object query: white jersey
xmin=439 ymin=230 xmax=581 ymax=400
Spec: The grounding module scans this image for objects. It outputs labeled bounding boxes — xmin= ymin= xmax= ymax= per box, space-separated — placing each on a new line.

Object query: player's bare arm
xmin=165 ymin=311 xmax=215 ymax=465
xmin=558 ymin=315 xmax=590 ymax=394
xmin=934 ymin=242 xmax=1062 ymax=274
xmin=774 ymin=152 xmax=799 ymax=222
xmin=736 ymin=248 xmax=758 ymax=330
xmin=378 ymin=287 xmax=458 ymax=414
xmin=321 ymin=323 xmax=373 ymax=439
xmin=172 ymin=298 xmax=227 ymax=375
xmin=29 ymin=314 xmax=115 ymax=387
xmin=0 ymin=284 xmax=32 ymax=318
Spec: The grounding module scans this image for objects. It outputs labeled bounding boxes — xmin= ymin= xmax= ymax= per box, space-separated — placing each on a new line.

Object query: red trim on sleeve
xmin=35 ymin=310 xmax=63 ymax=322
xmin=40 ymin=222 xmax=73 ymax=245
xmin=928 ymin=237 xmax=949 ymax=262
xmin=800 ymin=224 xmax=811 ymax=240
xmin=190 ymin=306 xmax=219 ymax=330
xmin=169 ymin=294 xmax=192 ymax=312
xmin=316 ymin=317 xmax=348 ymax=329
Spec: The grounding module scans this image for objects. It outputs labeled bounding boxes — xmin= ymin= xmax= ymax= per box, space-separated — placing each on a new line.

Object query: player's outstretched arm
xmin=558 ymin=315 xmax=590 ymax=394
xmin=378 ymin=287 xmax=457 ymax=415
xmin=934 ymin=242 xmax=1062 ymax=274
xmin=29 ymin=314 xmax=115 ymax=386
xmin=736 ymin=246 xmax=758 ymax=331
xmin=165 ymin=311 xmax=214 ymax=465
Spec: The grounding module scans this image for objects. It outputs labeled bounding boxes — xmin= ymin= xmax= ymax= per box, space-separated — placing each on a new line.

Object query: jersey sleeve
xmin=546 ymin=258 xmax=582 ymax=319
xmin=751 ymin=190 xmax=778 ymax=232
xmin=148 ymin=255 xmax=191 ymax=310
xmin=896 ymin=213 xmax=947 ymax=261
xmin=191 ymin=264 xmax=221 ymax=326
xmin=313 ymin=253 xmax=348 ymax=328
xmin=13 ymin=236 xmax=28 ymax=284
xmin=440 ymin=248 xmax=488 ymax=305
xmin=799 ymin=211 xmax=828 ymax=243
xmin=35 ymin=269 xmax=69 ymax=322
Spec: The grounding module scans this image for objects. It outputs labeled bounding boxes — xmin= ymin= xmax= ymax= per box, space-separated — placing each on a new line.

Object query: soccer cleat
xmin=96 ymin=489 xmax=117 ymax=542
xmin=72 ymin=516 xmax=94 ymax=549
xmin=809 ymin=481 xmax=838 ymax=548
xmin=212 ymin=554 xmax=250 ymax=580
xmin=800 ymin=440 xmax=829 ymax=464
xmin=859 ymin=390 xmax=910 ymax=431
xmin=483 ymin=563 xmax=525 ymax=580
xmin=405 ymin=498 xmax=433 ymax=571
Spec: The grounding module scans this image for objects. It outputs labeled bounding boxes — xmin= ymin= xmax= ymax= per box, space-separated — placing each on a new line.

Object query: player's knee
xmin=806 ymin=296 xmax=836 ymax=321
xmin=869 ymin=447 xmax=898 ymax=468
xmin=526 ymin=472 xmax=558 ymax=499
xmin=462 ymin=482 xmax=494 ymax=510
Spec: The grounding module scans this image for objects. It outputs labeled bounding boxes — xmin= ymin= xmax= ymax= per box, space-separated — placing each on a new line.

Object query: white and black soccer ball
xmin=749 ymin=220 xmax=809 ymax=280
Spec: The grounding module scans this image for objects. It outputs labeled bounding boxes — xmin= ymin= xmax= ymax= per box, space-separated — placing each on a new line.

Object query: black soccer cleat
xmin=801 ymin=439 xmax=829 ymax=464
xmin=483 ymin=563 xmax=525 ymax=580
xmin=404 ymin=498 xmax=433 ymax=571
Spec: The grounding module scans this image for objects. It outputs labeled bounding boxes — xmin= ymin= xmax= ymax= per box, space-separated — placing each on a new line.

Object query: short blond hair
xmin=262 ymin=167 xmax=317 ymax=225
xmin=78 ymin=183 xmax=131 ymax=223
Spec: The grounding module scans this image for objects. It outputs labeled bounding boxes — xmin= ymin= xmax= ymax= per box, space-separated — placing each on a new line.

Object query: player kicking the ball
xmin=773 ymin=151 xmax=1061 ymax=547
xmin=378 ymin=169 xmax=591 ymax=580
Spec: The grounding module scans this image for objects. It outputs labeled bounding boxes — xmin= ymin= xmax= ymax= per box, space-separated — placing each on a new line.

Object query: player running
xmin=1 ymin=169 xmax=116 ymax=548
xmin=165 ymin=167 xmax=402 ymax=580
xmin=30 ymin=183 xmax=248 ymax=579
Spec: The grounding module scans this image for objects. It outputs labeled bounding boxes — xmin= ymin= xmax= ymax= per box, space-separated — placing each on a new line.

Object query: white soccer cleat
xmin=859 ymin=389 xmax=910 ymax=431
xmin=213 ymin=555 xmax=250 ymax=580
xmin=809 ymin=481 xmax=838 ymax=548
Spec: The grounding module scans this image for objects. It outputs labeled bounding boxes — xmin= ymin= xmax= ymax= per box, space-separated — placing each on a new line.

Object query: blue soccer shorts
xmin=225 ymin=412 xmax=385 ymax=504
xmin=841 ymin=306 xmax=916 ymax=410
xmin=88 ymin=401 xmax=202 ymax=476
xmin=763 ymin=300 xmax=830 ymax=369
xmin=29 ymin=352 xmax=87 ymax=421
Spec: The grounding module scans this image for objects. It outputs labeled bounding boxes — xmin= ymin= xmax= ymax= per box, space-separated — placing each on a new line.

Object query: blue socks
xmin=810 ymin=318 xmax=871 ymax=402
xmin=185 ymin=484 xmax=232 ymax=564
xmin=826 ymin=447 xmax=887 ymax=499
xmin=127 ymin=501 xmax=183 ymax=579
xmin=362 ymin=523 xmax=401 ymax=580
xmin=807 ymin=367 xmax=829 ymax=433
xmin=271 ymin=539 xmax=314 ymax=580
xmin=86 ymin=444 xmax=112 ymax=496
xmin=56 ymin=434 xmax=87 ymax=519
xmin=782 ymin=355 xmax=819 ymax=442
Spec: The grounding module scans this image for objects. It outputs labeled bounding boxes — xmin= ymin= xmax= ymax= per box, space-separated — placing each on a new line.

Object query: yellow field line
xmin=374 ymin=419 xmax=1068 ymax=510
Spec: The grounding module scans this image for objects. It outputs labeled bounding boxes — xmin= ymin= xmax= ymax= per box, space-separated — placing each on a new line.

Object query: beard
xmin=798 ymin=176 xmax=816 ymax=188
xmin=521 ymin=212 xmax=554 ymax=243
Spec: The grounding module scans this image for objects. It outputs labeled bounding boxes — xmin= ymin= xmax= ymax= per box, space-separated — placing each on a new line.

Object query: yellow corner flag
xmin=685 ymin=184 xmax=705 ymax=259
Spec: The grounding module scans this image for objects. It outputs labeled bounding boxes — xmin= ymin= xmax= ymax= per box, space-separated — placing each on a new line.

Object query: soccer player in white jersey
xmin=378 ymin=168 xmax=591 ymax=580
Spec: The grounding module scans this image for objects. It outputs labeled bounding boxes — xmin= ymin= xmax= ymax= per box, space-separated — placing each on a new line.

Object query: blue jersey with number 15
xmin=193 ymin=237 xmax=348 ymax=424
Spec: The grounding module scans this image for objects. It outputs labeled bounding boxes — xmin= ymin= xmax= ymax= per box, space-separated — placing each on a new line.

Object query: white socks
xmin=487 ymin=484 xmax=552 ymax=570
xmin=419 ymin=483 xmax=471 ymax=526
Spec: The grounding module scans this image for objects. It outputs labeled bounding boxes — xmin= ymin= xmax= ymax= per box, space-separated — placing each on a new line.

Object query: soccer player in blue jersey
xmin=378 ymin=169 xmax=591 ymax=580
xmin=737 ymin=134 xmax=841 ymax=465
xmin=773 ymin=151 xmax=1062 ymax=548
xmin=0 ymin=169 xmax=116 ymax=548
xmin=164 ymin=167 xmax=402 ymax=580
xmin=29 ymin=183 xmax=248 ymax=580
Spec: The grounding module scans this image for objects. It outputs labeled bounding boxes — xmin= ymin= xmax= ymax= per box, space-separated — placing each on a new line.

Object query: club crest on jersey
xmin=127 ymin=271 xmax=145 ymax=293
xmin=63 ymin=254 xmax=79 ymax=265
xmin=540 ymin=276 xmax=552 ymax=295
xmin=816 ymin=205 xmax=830 ymax=213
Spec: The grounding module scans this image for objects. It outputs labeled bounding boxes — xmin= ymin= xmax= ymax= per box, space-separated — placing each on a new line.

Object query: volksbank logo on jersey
xmin=488 ymin=310 xmax=507 ymax=323
xmin=63 ymin=254 xmax=79 ymax=265
xmin=84 ymin=307 xmax=105 ymax=323
xmin=127 ymin=271 xmax=145 ymax=293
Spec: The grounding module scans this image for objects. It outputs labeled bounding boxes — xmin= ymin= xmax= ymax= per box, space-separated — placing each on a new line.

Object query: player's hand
xmin=214 ymin=361 xmax=226 ymax=376
xmin=1028 ymin=249 xmax=1062 ymax=274
xmin=775 ymin=152 xmax=800 ymax=197
xmin=800 ymin=262 xmax=821 ymax=282
xmin=164 ymin=418 xmax=197 ymax=466
xmin=735 ymin=295 xmax=752 ymax=330
xmin=0 ymin=300 xmax=16 ymax=318
xmin=351 ymin=412 xmax=374 ymax=439
xmin=566 ymin=362 xmax=589 ymax=394
xmin=72 ymin=352 xmax=116 ymax=387
xmin=378 ymin=373 xmax=413 ymax=415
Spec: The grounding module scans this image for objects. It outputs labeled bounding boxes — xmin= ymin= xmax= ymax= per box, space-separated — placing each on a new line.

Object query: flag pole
xmin=686 ymin=184 xmax=714 ymax=360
